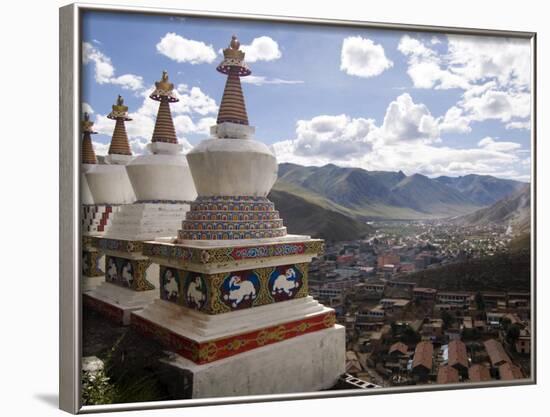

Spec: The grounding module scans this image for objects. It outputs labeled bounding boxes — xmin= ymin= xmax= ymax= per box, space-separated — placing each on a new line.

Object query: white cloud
xmin=271 ymin=94 xmax=528 ymax=181
xmin=92 ymin=140 xmax=110 ymax=156
xmin=156 ymin=33 xmax=216 ymax=64
xmin=398 ymin=35 xmax=531 ymax=130
xmin=438 ymin=106 xmax=472 ymax=134
xmin=506 ymin=120 xmax=531 ymax=130
xmin=173 ymin=85 xmax=218 ymax=115
xmin=82 ymin=102 xmax=94 ymax=115
xmin=377 ymin=93 xmax=440 ymax=144
xmin=82 ymin=42 xmax=144 ymax=91
xmin=240 ymin=36 xmax=282 ymax=62
xmin=459 ymin=86 xmax=530 ymax=123
xmin=478 ymin=136 xmax=521 ymax=152
xmin=109 ymin=74 xmax=144 ymax=91
xmin=340 ymin=36 xmax=393 ymax=78
xmin=241 ymin=75 xmax=304 ymax=85
xmin=398 ymin=35 xmax=530 ymax=91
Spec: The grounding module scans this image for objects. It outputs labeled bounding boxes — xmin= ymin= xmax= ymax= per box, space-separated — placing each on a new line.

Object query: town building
xmin=388 ymin=342 xmax=408 ymax=357
xmin=468 ymin=364 xmax=491 ymax=382
xmin=515 ymin=327 xmax=531 ymax=354
xmin=448 ymin=340 xmax=469 ymax=378
xmin=412 ymin=341 xmax=433 ymax=382
xmin=437 ymin=365 xmax=460 ymax=384
xmin=413 ymin=287 xmax=437 ymax=302
xmin=484 ymin=339 xmax=511 ymax=368
xmin=436 ymin=291 xmax=472 ymax=307
xmin=498 ymin=362 xmax=524 ymax=381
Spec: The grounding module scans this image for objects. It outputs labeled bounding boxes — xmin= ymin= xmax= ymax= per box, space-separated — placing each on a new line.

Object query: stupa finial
xmin=215 ymin=35 xmax=251 ymax=126
xmin=107 ymin=95 xmax=132 ymax=156
xmin=107 ymin=95 xmax=132 ymax=121
xmin=150 ymin=70 xmax=178 ymax=103
xmin=82 ymin=111 xmax=97 ymax=134
xmin=150 ymin=70 xmax=179 ymax=144
xmin=230 ymin=35 xmax=240 ymax=50
xmin=82 ymin=112 xmax=98 ymax=164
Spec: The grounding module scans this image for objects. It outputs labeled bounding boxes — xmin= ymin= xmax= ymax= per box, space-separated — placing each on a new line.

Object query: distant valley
xmin=268 ymin=163 xmax=530 ymax=240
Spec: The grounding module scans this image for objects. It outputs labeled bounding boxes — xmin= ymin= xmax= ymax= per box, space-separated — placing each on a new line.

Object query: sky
xmin=81 ymin=11 xmax=532 ymax=181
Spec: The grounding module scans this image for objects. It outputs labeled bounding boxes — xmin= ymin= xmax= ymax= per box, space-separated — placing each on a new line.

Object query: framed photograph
xmin=59 ymin=2 xmax=536 ymax=413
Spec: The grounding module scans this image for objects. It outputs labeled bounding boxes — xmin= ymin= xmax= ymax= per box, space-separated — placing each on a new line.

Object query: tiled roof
xmin=448 ymin=340 xmax=469 ymax=369
xmin=389 ymin=342 xmax=408 ymax=355
xmin=484 ymin=339 xmax=511 ymax=367
xmin=412 ymin=341 xmax=433 ymax=371
xmin=498 ymin=362 xmax=524 ymax=381
xmin=437 ymin=366 xmax=460 ymax=384
xmin=468 ymin=364 xmax=491 ymax=382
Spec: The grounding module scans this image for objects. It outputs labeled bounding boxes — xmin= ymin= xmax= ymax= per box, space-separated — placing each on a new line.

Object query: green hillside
xmin=454 ymin=184 xmax=531 ymax=233
xmin=268 ymin=189 xmax=374 ymax=242
xmin=397 ymin=250 xmax=531 ymax=292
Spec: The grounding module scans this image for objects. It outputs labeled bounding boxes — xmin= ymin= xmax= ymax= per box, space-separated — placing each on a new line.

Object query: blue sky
xmin=82 ymin=11 xmax=532 ymax=181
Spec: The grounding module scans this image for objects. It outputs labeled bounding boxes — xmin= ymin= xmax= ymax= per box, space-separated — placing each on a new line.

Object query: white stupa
xmin=80 ymin=112 xmax=107 ymax=291
xmin=85 ymin=95 xmax=136 ymax=208
xmin=132 ymin=37 xmax=345 ymax=398
xmin=85 ymin=72 xmax=197 ymax=325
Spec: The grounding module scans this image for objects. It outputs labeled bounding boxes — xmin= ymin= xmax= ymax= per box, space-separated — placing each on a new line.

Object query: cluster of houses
xmin=339 ymin=282 xmax=530 ymax=386
xmin=306 ymin=239 xmax=530 ymax=387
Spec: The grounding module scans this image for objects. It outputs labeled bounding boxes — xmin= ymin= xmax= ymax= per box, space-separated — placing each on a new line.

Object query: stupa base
xmin=84 ymin=282 xmax=157 ymax=325
xmin=82 ymin=275 xmax=105 ymax=292
xmin=131 ymin=296 xmax=337 ymax=363
xmin=159 ymin=325 xmax=345 ymax=399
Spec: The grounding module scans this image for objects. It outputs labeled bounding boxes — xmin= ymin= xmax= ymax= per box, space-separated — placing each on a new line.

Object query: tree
xmin=441 ymin=310 xmax=455 ymax=330
xmin=474 ymin=291 xmax=485 ymax=311
xmin=500 ymin=317 xmax=512 ymax=332
xmin=401 ymin=326 xmax=420 ymax=344
xmin=506 ymin=324 xmax=521 ymax=345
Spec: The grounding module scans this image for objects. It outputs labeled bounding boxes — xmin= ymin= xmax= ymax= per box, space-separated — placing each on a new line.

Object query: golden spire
xmin=106 ymin=95 xmax=132 ymax=156
xmin=149 ymin=71 xmax=179 ymax=144
xmin=82 ymin=112 xmax=97 ymax=164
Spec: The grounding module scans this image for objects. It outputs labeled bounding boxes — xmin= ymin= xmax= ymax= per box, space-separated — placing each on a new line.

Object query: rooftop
xmin=498 ymin=362 xmax=524 ymax=381
xmin=412 ymin=341 xmax=433 ymax=371
xmin=437 ymin=366 xmax=460 ymax=384
xmin=468 ymin=364 xmax=491 ymax=382
xmin=448 ymin=340 xmax=469 ymax=369
xmin=484 ymin=339 xmax=511 ymax=367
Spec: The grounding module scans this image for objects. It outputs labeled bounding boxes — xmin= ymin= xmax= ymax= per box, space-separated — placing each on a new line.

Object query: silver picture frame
xmin=59 ymin=2 xmax=537 ymax=413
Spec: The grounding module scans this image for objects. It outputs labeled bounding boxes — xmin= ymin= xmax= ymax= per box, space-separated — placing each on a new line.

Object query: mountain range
xmin=453 ymin=184 xmax=531 ymax=233
xmin=274 ymin=163 xmax=527 ymax=221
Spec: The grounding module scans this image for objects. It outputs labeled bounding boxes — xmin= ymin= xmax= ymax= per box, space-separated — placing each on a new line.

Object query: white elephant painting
xmin=121 ymin=262 xmax=133 ymax=287
xmin=163 ymin=270 xmax=178 ymax=299
xmin=107 ymin=258 xmax=117 ymax=282
xmin=186 ymin=276 xmax=206 ymax=308
xmin=272 ymin=268 xmax=299 ymax=296
xmin=224 ymin=275 xmax=257 ymax=308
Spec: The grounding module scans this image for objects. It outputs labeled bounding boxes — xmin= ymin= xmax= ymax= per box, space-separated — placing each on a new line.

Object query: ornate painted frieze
xmin=93 ymin=237 xmax=144 ymax=254
xmin=178 ymin=196 xmax=286 ymax=241
xmin=132 ymin=310 xmax=336 ymax=364
xmin=177 ymin=228 xmax=287 ymax=241
xmin=82 ymin=249 xmax=103 ymax=277
xmin=143 ymin=239 xmax=324 ymax=266
xmin=158 ymin=263 xmax=309 ymax=314
xmin=105 ymin=255 xmax=154 ymax=291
